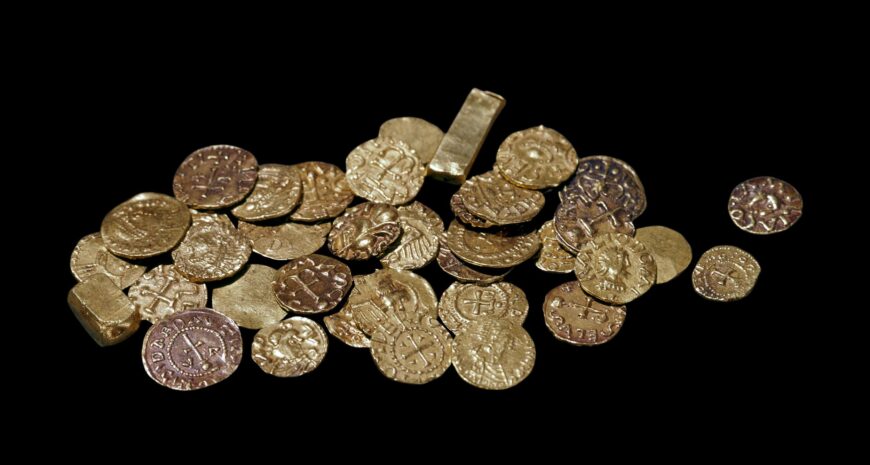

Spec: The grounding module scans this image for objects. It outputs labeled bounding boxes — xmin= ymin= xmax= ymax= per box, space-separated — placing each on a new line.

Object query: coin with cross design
xmin=370 ymin=316 xmax=453 ymax=385
xmin=692 ymin=245 xmax=760 ymax=302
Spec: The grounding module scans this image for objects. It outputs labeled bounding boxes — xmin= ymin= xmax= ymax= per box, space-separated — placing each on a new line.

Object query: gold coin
xmin=70 ymin=232 xmax=146 ymax=289
xmin=436 ymin=233 xmax=512 ymax=284
xmin=371 ymin=316 xmax=453 ymax=385
xmin=101 ymin=192 xmax=191 ymax=259
xmin=438 ymin=282 xmax=528 ymax=334
xmin=445 ymin=220 xmax=541 ymax=268
xmin=231 ymin=164 xmax=302 ymax=221
xmin=67 ymin=274 xmax=140 ymax=347
xmin=729 ymin=176 xmax=803 ymax=234
xmin=495 ymin=126 xmax=578 ymax=189
xmin=543 ymin=280 xmax=626 ymax=346
xmin=289 ymin=161 xmax=354 ymax=222
xmin=535 ymin=220 xmax=575 ymax=274
xmin=172 ymin=221 xmax=251 ymax=283
xmin=344 ymin=269 xmax=438 ymax=337
xmin=692 ymin=245 xmax=760 ymax=302
xmin=211 ymin=264 xmax=286 ymax=329
xmin=635 ymin=226 xmax=692 ymax=284
xmin=574 ymin=233 xmax=656 ymax=305
xmin=128 ymin=264 xmax=208 ymax=323
xmin=273 ymin=254 xmax=352 ymax=314
xmin=450 ymin=192 xmax=496 ymax=229
xmin=452 ymin=318 xmax=535 ymax=390
xmin=562 ymin=155 xmax=646 ymax=220
xmin=457 ymin=171 xmax=545 ymax=225
xmin=346 ymin=137 xmax=426 ymax=205
xmin=172 ymin=145 xmax=259 ymax=209
xmin=251 ymin=317 xmax=328 ymax=377
xmin=378 ymin=117 xmax=444 ymax=164
xmin=380 ymin=201 xmax=443 ymax=270
xmin=553 ymin=196 xmax=635 ymax=254
xmin=328 ymin=202 xmax=401 ymax=261
xmin=324 ymin=308 xmax=371 ymax=348
xmin=238 ymin=221 xmax=331 ymax=261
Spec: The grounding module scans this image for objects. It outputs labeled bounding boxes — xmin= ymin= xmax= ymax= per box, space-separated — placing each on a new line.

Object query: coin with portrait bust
xmin=574 ymin=232 xmax=656 ymax=305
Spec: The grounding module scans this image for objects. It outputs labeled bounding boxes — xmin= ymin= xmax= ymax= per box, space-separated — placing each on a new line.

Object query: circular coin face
xmin=128 ymin=264 xmax=208 ymax=323
xmin=346 ymin=137 xmax=426 ymax=205
xmin=328 ymin=202 xmax=401 ymax=261
xmin=562 ymin=155 xmax=646 ymax=220
xmin=70 ymin=233 xmax=146 ymax=289
xmin=458 ymin=171 xmax=545 ymax=225
xmin=171 ymin=222 xmax=251 ymax=283
xmin=231 ymin=164 xmax=302 ymax=221
xmin=692 ymin=245 xmax=760 ymax=302
xmin=452 ymin=319 xmax=535 ymax=390
xmin=543 ymin=280 xmax=626 ymax=346
xmin=553 ymin=196 xmax=635 ymax=254
xmin=289 ymin=162 xmax=354 ymax=222
xmin=101 ymin=192 xmax=191 ymax=259
xmin=252 ymin=317 xmax=328 ymax=377
xmin=380 ymin=201 xmax=443 ymax=270
xmin=574 ymin=233 xmax=656 ymax=305
xmin=438 ymin=282 xmax=528 ymax=334
xmin=495 ymin=126 xmax=578 ymax=189
xmin=371 ymin=317 xmax=453 ymax=385
xmin=273 ymin=254 xmax=353 ymax=314
xmin=172 ymin=145 xmax=258 ymax=209
xmin=728 ymin=176 xmax=802 ymax=234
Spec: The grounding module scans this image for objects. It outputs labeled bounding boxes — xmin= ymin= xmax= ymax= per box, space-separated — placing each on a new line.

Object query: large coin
xmin=728 ymin=176 xmax=802 ymax=234
xmin=101 ymin=192 xmax=191 ymax=259
xmin=128 ymin=264 xmax=208 ymax=323
xmin=438 ymin=282 xmax=528 ymax=334
xmin=231 ymin=164 xmax=302 ymax=221
xmin=562 ymin=155 xmax=646 ymax=220
xmin=70 ymin=232 xmax=146 ymax=289
xmin=574 ymin=233 xmax=656 ymax=305
xmin=324 ymin=307 xmax=371 ymax=348
xmin=212 ymin=264 xmax=286 ymax=329
xmin=172 ymin=145 xmax=258 ymax=209
xmin=380 ymin=201 xmax=443 ymax=270
xmin=445 ymin=220 xmax=541 ymax=268
xmin=553 ymin=196 xmax=635 ymax=254
xmin=289 ymin=162 xmax=354 ymax=222
xmin=495 ymin=126 xmax=578 ymax=189
xmin=328 ymin=202 xmax=401 ymax=261
xmin=692 ymin=245 xmax=760 ymax=302
xmin=238 ymin=221 xmax=331 ymax=261
xmin=251 ymin=317 xmax=328 ymax=377
xmin=458 ymin=171 xmax=545 ymax=225
xmin=543 ymin=280 xmax=626 ymax=346
xmin=450 ymin=192 xmax=496 ymax=229
xmin=346 ymin=137 xmax=426 ymax=205
xmin=452 ymin=318 xmax=535 ymax=390
xmin=273 ymin=254 xmax=352 ymax=314
xmin=379 ymin=117 xmax=444 ymax=164
xmin=344 ymin=269 xmax=438 ymax=337
xmin=535 ymin=220 xmax=575 ymax=274
xmin=635 ymin=226 xmax=692 ymax=284
xmin=171 ymin=221 xmax=251 ymax=283
xmin=436 ymin=233 xmax=511 ymax=284
xmin=371 ymin=316 xmax=453 ymax=385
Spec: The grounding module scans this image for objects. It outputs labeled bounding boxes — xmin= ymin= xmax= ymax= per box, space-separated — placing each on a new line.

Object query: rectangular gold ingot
xmin=68 ymin=274 xmax=140 ymax=346
xmin=427 ymin=88 xmax=505 ymax=184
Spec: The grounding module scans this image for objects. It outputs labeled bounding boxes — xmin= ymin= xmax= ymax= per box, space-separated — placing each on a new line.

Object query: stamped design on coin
xmin=379 ymin=117 xmax=444 ymax=164
xmin=574 ymin=233 xmax=656 ymax=305
xmin=728 ymin=176 xmax=802 ymax=234
xmin=562 ymin=155 xmax=646 ymax=220
xmin=346 ymin=137 xmax=426 ymax=205
xmin=445 ymin=220 xmax=541 ymax=268
xmin=371 ymin=317 xmax=453 ymax=385
xmin=171 ymin=221 xmax=251 ymax=283
xmin=692 ymin=245 xmax=760 ymax=302
xmin=554 ymin=197 xmax=635 ymax=254
xmin=535 ymin=220 xmax=575 ymax=273
xmin=173 ymin=145 xmax=258 ymax=209
xmin=231 ymin=163 xmax=302 ymax=221
xmin=452 ymin=319 xmax=535 ymax=390
xmin=380 ymin=201 xmax=443 ymax=270
xmin=495 ymin=126 xmax=578 ymax=189
xmin=252 ymin=317 xmax=328 ymax=377
xmin=273 ymin=254 xmax=352 ymax=314
xmin=458 ymin=171 xmax=545 ymax=225
xmin=543 ymin=280 xmax=626 ymax=346
xmin=290 ymin=162 xmax=354 ymax=222
xmin=239 ymin=221 xmax=331 ymax=261
xmin=128 ymin=265 xmax=208 ymax=323
xmin=70 ymin=233 xmax=146 ymax=289
xmin=101 ymin=193 xmax=191 ymax=259
xmin=436 ymin=234 xmax=511 ymax=284
xmin=328 ymin=202 xmax=401 ymax=260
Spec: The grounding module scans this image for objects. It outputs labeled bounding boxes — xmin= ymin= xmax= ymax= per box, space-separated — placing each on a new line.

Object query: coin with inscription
xmin=142 ymin=308 xmax=243 ymax=391
xmin=231 ymin=164 xmax=302 ymax=221
xmin=554 ymin=196 xmax=635 ymax=254
xmin=324 ymin=307 xmax=371 ymax=348
xmin=172 ymin=145 xmax=258 ymax=209
xmin=289 ymin=162 xmax=354 ymax=222
xmin=535 ymin=220 xmax=575 ymax=274
xmin=562 ymin=155 xmax=646 ymax=220
xmin=438 ymin=282 xmax=528 ymax=334
xmin=252 ymin=317 xmax=328 ymax=377
xmin=70 ymin=233 xmax=146 ymax=289
xmin=211 ymin=264 xmax=286 ymax=329
xmin=692 ymin=245 xmax=760 ymax=302
xmin=458 ymin=170 xmax=545 ymax=225
xmin=543 ymin=280 xmax=626 ymax=346
xmin=574 ymin=233 xmax=656 ymax=305
xmin=273 ymin=254 xmax=352 ymax=314
xmin=379 ymin=117 xmax=444 ymax=164
xmin=371 ymin=316 xmax=453 ymax=385
xmin=346 ymin=137 xmax=426 ymax=205
xmin=328 ymin=202 xmax=401 ymax=261
xmin=128 ymin=264 xmax=208 ymax=323
xmin=445 ymin=220 xmax=541 ymax=268
xmin=450 ymin=192 xmax=496 ymax=229
xmin=436 ymin=234 xmax=512 ymax=284
xmin=729 ymin=176 xmax=802 ymax=234
xmin=344 ymin=269 xmax=439 ymax=337
xmin=380 ymin=201 xmax=443 ymax=270
xmin=635 ymin=226 xmax=692 ymax=284
xmin=238 ymin=221 xmax=331 ymax=261
xmin=101 ymin=192 xmax=191 ymax=259
xmin=171 ymin=221 xmax=251 ymax=283
xmin=452 ymin=318 xmax=535 ymax=390
xmin=495 ymin=126 xmax=578 ymax=189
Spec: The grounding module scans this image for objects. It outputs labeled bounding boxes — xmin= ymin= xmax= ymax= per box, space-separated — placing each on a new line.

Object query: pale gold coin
xmin=445 ymin=220 xmax=541 ymax=268
xmin=535 ymin=220 xmax=575 ymax=274
xmin=380 ymin=201 xmax=444 ymax=270
xmin=328 ymin=202 xmax=401 ymax=261
xmin=101 ymin=192 xmax=191 ymax=259
xmin=172 ymin=221 xmax=251 ymax=283
xmin=438 ymin=282 xmax=528 ymax=334
xmin=344 ymin=269 xmax=439 ymax=337
xmin=345 ymin=137 xmax=426 ymax=205
xmin=635 ymin=226 xmax=692 ymax=284
xmin=458 ymin=170 xmax=545 ymax=225
xmin=127 ymin=264 xmax=208 ymax=323
xmin=289 ymin=161 xmax=354 ymax=222
xmin=452 ymin=318 xmax=535 ymax=390
xmin=68 ymin=274 xmax=140 ymax=347
xmin=450 ymin=192 xmax=496 ymax=229
xmin=252 ymin=317 xmax=328 ymax=377
xmin=70 ymin=233 xmax=146 ymax=289
xmin=379 ymin=117 xmax=444 ymax=164
xmin=574 ymin=233 xmax=656 ymax=305
xmin=436 ymin=233 xmax=512 ymax=284
xmin=495 ymin=126 xmax=579 ymax=189
xmin=324 ymin=308 xmax=371 ymax=348
xmin=543 ymin=280 xmax=626 ymax=346
xmin=172 ymin=145 xmax=259 ymax=209
xmin=238 ymin=221 xmax=331 ymax=261
xmin=211 ymin=264 xmax=285 ymax=329
xmin=371 ymin=316 xmax=453 ymax=385
xmin=190 ymin=210 xmax=235 ymax=228
xmin=692 ymin=245 xmax=760 ymax=302
xmin=231 ymin=164 xmax=302 ymax=221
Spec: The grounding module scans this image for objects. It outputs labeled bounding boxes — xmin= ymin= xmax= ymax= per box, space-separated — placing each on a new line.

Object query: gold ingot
xmin=535 ymin=220 xmax=575 ymax=274
xmin=692 ymin=246 xmax=760 ymax=302
xmin=495 ymin=126 xmax=578 ymax=189
xmin=211 ymin=264 xmax=286 ymax=329
xmin=70 ymin=232 xmax=146 ymax=289
xmin=635 ymin=226 xmax=692 ymax=284
xmin=445 ymin=220 xmax=541 ymax=269
xmin=67 ymin=274 xmax=140 ymax=346
xmin=379 ymin=117 xmax=444 ymax=164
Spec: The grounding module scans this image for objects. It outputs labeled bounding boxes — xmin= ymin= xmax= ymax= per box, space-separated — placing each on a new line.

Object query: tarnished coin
xmin=458 ymin=171 xmax=545 ymax=225
xmin=379 ymin=117 xmax=444 ymax=164
xmin=231 ymin=164 xmax=302 ymax=221
xmin=562 ymin=155 xmax=646 ymax=220
xmin=328 ymin=202 xmax=401 ymax=261
xmin=692 ymin=245 xmax=760 ymax=302
xmin=450 ymin=192 xmax=496 ymax=228
xmin=345 ymin=269 xmax=439 ymax=336
xmin=438 ymin=282 xmax=528 ymax=334
xmin=729 ymin=176 xmax=803 ymax=234
xmin=445 ymin=220 xmax=541 ymax=268
xmin=371 ymin=317 xmax=453 ymax=385
xmin=495 ymin=126 xmax=578 ymax=189
xmin=142 ymin=308 xmax=242 ymax=391
xmin=346 ymin=137 xmax=426 ymax=205
xmin=70 ymin=233 xmax=146 ymax=289
xmin=436 ymin=234 xmax=511 ymax=284
xmin=452 ymin=318 xmax=535 ymax=391
xmin=380 ymin=201 xmax=443 ymax=270
xmin=252 ymin=317 xmax=328 ymax=377
xmin=190 ymin=210 xmax=235 ymax=228
xmin=554 ymin=196 xmax=635 ymax=254
xmin=635 ymin=226 xmax=692 ymax=284
xmin=574 ymin=233 xmax=656 ymax=305
xmin=543 ymin=280 xmax=626 ymax=346
xmin=172 ymin=145 xmax=258 ymax=209
xmin=289 ymin=162 xmax=354 ymax=222
xmin=212 ymin=264 xmax=285 ymax=329
xmin=535 ymin=220 xmax=575 ymax=274
xmin=172 ymin=221 xmax=251 ymax=282
xmin=324 ymin=307 xmax=371 ymax=348
xmin=273 ymin=254 xmax=352 ymax=314
xmin=239 ymin=221 xmax=331 ymax=261
xmin=128 ymin=265 xmax=208 ymax=323
xmin=101 ymin=192 xmax=191 ymax=259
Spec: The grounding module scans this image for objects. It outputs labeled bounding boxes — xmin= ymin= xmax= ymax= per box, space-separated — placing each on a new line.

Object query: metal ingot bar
xmin=68 ymin=274 xmax=140 ymax=346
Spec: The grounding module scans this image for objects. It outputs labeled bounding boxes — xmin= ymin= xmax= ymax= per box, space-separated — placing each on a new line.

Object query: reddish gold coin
xmin=172 ymin=145 xmax=258 ymax=209
xmin=328 ymin=202 xmax=401 ymax=261
xmin=273 ymin=254 xmax=352 ymax=314
xmin=290 ymin=162 xmax=354 ymax=222
xmin=728 ymin=176 xmax=802 ymax=234
xmin=543 ymin=280 xmax=626 ymax=346
xmin=562 ymin=155 xmax=646 ymax=220
xmin=554 ymin=197 xmax=635 ymax=254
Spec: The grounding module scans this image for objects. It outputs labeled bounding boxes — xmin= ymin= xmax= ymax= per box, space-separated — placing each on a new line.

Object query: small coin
xmin=458 ymin=170 xmax=545 ymax=225
xmin=70 ymin=232 xmax=146 ymax=289
xmin=142 ymin=308 xmax=242 ymax=391
xmin=128 ymin=264 xmax=208 ymax=323
xmin=172 ymin=145 xmax=258 ymax=209
xmin=452 ymin=318 xmax=535 ymax=390
xmin=371 ymin=316 xmax=453 ymax=385
xmin=553 ymin=197 xmax=635 ymax=254
xmin=635 ymin=226 xmax=692 ymax=284
xmin=101 ymin=192 xmax=191 ymax=259
xmin=728 ymin=176 xmax=803 ymax=234
xmin=346 ymin=137 xmax=426 ymax=205
xmin=379 ymin=117 xmax=444 ymax=164
xmin=211 ymin=264 xmax=286 ymax=329
xmin=231 ymin=164 xmax=302 ymax=221
xmin=289 ymin=162 xmax=354 ymax=222
xmin=574 ymin=233 xmax=656 ymax=305
xmin=450 ymin=192 xmax=496 ymax=228
xmin=238 ymin=221 xmax=331 ymax=261
xmin=535 ymin=220 xmax=575 ymax=274
xmin=251 ymin=317 xmax=328 ymax=377
xmin=495 ymin=125 xmax=578 ymax=189
xmin=438 ymin=282 xmax=528 ymax=334
xmin=380 ymin=201 xmax=443 ymax=270
xmin=328 ymin=202 xmax=401 ymax=261
xmin=562 ymin=155 xmax=646 ymax=220
xmin=543 ymin=280 xmax=626 ymax=346
xmin=445 ymin=220 xmax=541 ymax=268
xmin=344 ymin=268 xmax=439 ymax=337
xmin=172 ymin=221 xmax=251 ymax=283
xmin=324 ymin=307 xmax=371 ymax=348
xmin=436 ymin=233 xmax=512 ymax=284
xmin=692 ymin=245 xmax=760 ymax=302
xmin=273 ymin=254 xmax=352 ymax=314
